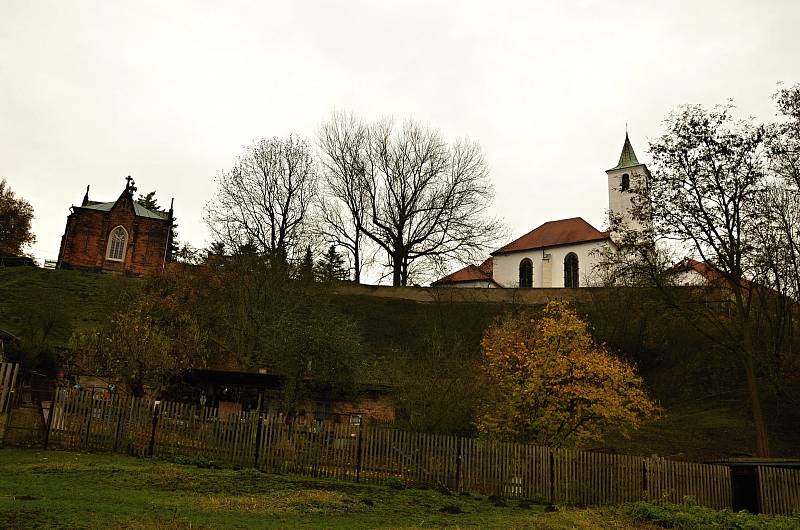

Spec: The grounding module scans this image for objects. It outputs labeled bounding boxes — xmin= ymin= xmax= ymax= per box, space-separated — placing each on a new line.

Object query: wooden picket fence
xmin=759 ymin=466 xmax=800 ymax=515
xmin=39 ymin=387 xmax=800 ymax=514
xmin=0 ymin=363 xmax=19 ymax=415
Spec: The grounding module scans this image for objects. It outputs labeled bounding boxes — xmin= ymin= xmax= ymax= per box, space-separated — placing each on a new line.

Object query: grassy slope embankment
xmin=0 ymin=267 xmax=136 ymax=346
xmin=1 ymin=267 xmax=798 ymax=460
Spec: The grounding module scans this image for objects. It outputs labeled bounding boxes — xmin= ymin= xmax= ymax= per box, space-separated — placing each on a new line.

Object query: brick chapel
xmin=57 ymin=176 xmax=174 ymax=275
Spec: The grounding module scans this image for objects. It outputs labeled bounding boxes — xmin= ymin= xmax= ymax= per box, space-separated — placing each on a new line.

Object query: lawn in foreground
xmin=0 ymin=449 xmax=646 ymax=529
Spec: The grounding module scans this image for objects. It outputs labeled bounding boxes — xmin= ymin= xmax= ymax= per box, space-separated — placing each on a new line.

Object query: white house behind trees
xmin=432 ymin=133 xmax=649 ymax=288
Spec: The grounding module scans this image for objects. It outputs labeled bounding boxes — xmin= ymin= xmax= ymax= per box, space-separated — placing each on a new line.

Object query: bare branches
xmin=319 ymin=114 xmax=504 ymax=286
xmin=205 ymin=136 xmax=318 ymax=260
xmin=317 ymin=112 xmax=372 ymax=282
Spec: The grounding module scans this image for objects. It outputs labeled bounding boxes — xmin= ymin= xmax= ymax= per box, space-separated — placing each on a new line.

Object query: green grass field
xmin=2 ymin=449 xmax=798 ymax=529
xmin=0 ymin=449 xmax=644 ymax=529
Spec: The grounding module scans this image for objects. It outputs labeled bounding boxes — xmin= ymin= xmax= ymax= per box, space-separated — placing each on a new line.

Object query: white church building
xmin=432 ymin=133 xmax=649 ymax=289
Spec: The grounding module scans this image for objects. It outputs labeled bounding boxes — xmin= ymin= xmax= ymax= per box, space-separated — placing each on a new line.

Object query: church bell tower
xmin=606 ymin=132 xmax=650 ymax=239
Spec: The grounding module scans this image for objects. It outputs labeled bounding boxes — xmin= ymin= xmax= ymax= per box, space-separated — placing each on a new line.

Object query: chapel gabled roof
xmin=79 ymin=200 xmax=169 ymax=220
xmin=609 ymin=132 xmax=641 ymax=171
xmin=491 ymin=217 xmax=610 ymax=255
xmin=76 ymin=177 xmax=170 ymax=220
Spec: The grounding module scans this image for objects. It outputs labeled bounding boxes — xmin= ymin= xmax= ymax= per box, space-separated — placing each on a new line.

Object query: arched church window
xmin=621 ymin=173 xmax=630 ymax=191
xmin=519 ymin=258 xmax=533 ymax=288
xmin=106 ymin=226 xmax=128 ymax=261
xmin=564 ymin=253 xmax=579 ymax=288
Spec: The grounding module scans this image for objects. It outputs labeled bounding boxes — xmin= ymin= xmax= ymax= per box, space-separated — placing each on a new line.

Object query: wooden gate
xmin=1 ymin=365 xmax=56 ymax=448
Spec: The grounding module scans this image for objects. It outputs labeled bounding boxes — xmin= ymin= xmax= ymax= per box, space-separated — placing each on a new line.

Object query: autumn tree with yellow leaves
xmin=477 ymin=300 xmax=658 ymax=448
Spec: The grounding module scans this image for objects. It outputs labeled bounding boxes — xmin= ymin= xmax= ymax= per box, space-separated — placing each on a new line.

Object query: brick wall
xmin=58 ymin=193 xmax=171 ymax=275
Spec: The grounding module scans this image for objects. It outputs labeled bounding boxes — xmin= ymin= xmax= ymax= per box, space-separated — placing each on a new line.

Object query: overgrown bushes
xmin=624 ymin=499 xmax=800 ymax=529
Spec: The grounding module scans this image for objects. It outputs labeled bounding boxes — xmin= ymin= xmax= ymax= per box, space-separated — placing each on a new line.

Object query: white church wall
xmin=671 ymin=269 xmax=708 ymax=286
xmin=492 ymin=240 xmax=611 ymax=288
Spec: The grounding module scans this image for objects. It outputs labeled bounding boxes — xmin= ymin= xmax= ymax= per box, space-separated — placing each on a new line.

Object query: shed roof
xmin=491 ymin=217 xmax=610 ymax=255
xmin=0 ymin=328 xmax=18 ymax=342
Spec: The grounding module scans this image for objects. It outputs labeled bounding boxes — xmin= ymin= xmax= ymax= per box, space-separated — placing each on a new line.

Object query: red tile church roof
xmin=432 ymin=258 xmax=498 ymax=286
xmin=491 ymin=217 xmax=610 ymax=255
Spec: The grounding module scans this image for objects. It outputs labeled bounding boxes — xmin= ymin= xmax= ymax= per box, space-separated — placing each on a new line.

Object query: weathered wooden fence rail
xmin=35 ymin=387 xmax=799 ymax=514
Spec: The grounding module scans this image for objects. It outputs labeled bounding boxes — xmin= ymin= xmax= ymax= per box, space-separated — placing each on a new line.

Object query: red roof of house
xmin=670 ymin=258 xmax=752 ymax=289
xmin=432 ymin=258 xmax=498 ymax=286
xmin=491 ymin=217 xmax=610 ymax=255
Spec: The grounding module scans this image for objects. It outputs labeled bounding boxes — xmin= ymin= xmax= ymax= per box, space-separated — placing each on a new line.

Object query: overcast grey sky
xmin=2 ymin=1 xmax=798 ymax=276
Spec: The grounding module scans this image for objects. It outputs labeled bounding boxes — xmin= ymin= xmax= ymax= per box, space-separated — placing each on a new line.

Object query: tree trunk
xmin=738 ymin=297 xmax=771 ymax=457
xmin=392 ymin=262 xmax=402 ymax=286
xmin=391 ymin=248 xmax=403 ymax=286
xmin=353 ymin=241 xmax=361 ymax=284
xmin=744 ymin=351 xmax=770 ymax=456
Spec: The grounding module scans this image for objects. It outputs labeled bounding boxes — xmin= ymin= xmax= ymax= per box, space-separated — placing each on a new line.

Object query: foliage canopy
xmin=0 ymin=178 xmax=35 ymax=256
xmin=477 ymin=300 xmax=658 ymax=447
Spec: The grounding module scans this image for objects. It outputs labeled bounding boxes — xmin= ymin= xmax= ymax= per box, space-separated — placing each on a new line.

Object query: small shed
xmin=707 ymin=458 xmax=800 ymax=513
xmin=168 ymin=369 xmax=395 ymax=425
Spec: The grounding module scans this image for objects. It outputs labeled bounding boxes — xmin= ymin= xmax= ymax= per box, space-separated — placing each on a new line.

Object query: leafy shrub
xmin=625 ymin=500 xmax=800 ymax=529
xmin=383 ymin=477 xmax=405 ymax=490
xmin=172 ymin=454 xmax=220 ymax=469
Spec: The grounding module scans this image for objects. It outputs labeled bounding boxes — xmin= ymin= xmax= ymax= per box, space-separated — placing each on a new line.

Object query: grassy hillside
xmin=0 ymin=267 xmax=137 ymax=347
xmin=1 ymin=268 xmax=797 ymax=459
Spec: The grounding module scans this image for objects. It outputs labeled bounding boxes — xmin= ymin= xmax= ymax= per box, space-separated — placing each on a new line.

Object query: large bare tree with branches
xmin=318 ymin=114 xmax=503 ymax=286
xmin=317 ymin=112 xmax=372 ymax=282
xmin=206 ymin=136 xmax=318 ymax=261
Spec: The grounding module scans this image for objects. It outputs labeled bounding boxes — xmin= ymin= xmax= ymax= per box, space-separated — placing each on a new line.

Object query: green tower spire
xmin=610 ymin=132 xmax=640 ymax=170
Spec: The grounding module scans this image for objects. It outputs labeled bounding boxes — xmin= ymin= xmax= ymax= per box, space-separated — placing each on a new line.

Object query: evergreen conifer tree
xmin=316 ymin=245 xmax=349 ymax=282
xmin=137 ymin=191 xmax=160 ymax=211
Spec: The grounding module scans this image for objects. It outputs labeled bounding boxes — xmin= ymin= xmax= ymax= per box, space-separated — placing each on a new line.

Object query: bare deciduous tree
xmin=319 ymin=115 xmax=503 ymax=286
xmin=206 ymin=136 xmax=318 ymax=261
xmin=317 ymin=112 xmax=372 ymax=282
xmin=366 ymin=119 xmax=504 ymax=286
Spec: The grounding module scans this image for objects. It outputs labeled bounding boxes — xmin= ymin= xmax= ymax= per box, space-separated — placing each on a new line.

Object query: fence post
xmin=356 ymin=423 xmax=363 ymax=483
xmin=43 ymin=386 xmax=59 ymax=449
xmin=455 ymin=438 xmax=463 ymax=492
xmin=642 ymin=459 xmax=649 ymax=499
xmin=112 ymin=397 xmax=126 ymax=453
xmin=549 ymin=450 xmax=556 ymax=505
xmin=148 ymin=402 xmax=160 ymax=457
xmin=83 ymin=388 xmax=96 ymax=449
xmin=253 ymin=415 xmax=264 ymax=469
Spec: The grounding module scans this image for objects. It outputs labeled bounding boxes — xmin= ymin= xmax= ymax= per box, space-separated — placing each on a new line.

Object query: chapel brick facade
xmin=57 ymin=177 xmax=174 ymax=275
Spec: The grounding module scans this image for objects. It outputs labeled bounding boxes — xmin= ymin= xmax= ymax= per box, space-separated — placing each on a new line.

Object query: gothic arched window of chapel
xmin=106 ymin=226 xmax=128 ymax=261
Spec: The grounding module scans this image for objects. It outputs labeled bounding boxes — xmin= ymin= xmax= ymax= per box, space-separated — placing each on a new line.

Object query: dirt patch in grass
xmin=196 ymin=489 xmax=351 ymax=514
